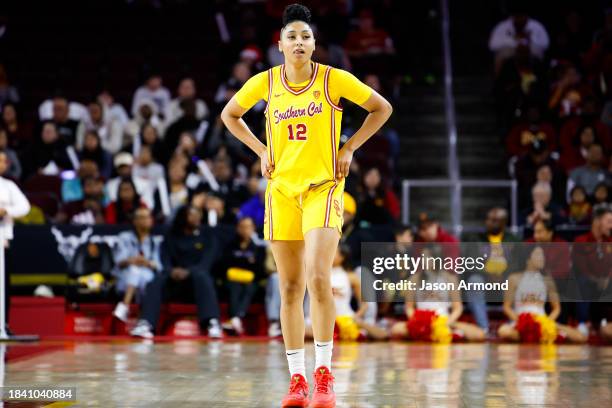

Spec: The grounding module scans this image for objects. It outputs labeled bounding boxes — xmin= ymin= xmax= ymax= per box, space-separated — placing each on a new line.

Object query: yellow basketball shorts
xmin=264 ymin=179 xmax=345 ymax=240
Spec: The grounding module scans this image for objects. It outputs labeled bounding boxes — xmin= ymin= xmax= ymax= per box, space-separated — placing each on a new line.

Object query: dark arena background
xmin=0 ymin=0 xmax=611 ymax=407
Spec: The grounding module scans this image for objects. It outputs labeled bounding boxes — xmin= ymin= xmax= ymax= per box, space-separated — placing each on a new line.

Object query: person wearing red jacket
xmin=415 ymin=214 xmax=459 ymax=259
xmin=573 ymin=203 xmax=612 ymax=335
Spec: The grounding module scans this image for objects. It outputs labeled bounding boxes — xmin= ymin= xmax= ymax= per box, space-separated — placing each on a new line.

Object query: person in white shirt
xmin=75 ymin=100 xmax=124 ymax=154
xmin=489 ymin=7 xmax=550 ymax=73
xmin=165 ymin=78 xmax=209 ymax=125
xmin=131 ymin=74 xmax=171 ymax=119
xmin=132 ymin=145 xmax=165 ymax=193
xmin=0 ymin=149 xmax=30 ymax=328
xmin=106 ymin=152 xmax=155 ymax=209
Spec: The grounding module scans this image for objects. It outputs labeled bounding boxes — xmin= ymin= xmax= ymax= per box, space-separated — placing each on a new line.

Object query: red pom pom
xmin=407 ymin=310 xmax=436 ymax=341
xmin=516 ymin=313 xmax=542 ymax=343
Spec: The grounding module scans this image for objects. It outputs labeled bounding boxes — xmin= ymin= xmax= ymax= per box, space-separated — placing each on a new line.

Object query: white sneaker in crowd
xmin=577 ymin=322 xmax=589 ymax=337
xmin=208 ymin=319 xmax=223 ymax=339
xmin=113 ymin=302 xmax=129 ymax=323
xmin=268 ymin=321 xmax=282 ymax=337
xmin=130 ymin=320 xmax=154 ymax=339
xmin=230 ymin=317 xmax=244 ymax=335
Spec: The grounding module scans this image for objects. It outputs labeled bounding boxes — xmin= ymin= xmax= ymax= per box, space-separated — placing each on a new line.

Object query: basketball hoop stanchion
xmin=0 ymin=227 xmax=39 ymax=342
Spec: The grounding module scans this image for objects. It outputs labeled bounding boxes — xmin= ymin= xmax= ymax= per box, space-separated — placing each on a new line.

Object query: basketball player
xmin=498 ymin=246 xmax=587 ymax=343
xmin=221 ymin=4 xmax=393 ymax=406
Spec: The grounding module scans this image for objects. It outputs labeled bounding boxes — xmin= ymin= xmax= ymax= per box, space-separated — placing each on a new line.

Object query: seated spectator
xmin=357 ymin=167 xmax=400 ymax=224
xmin=106 ymin=152 xmax=154 ymax=209
xmin=78 ymin=131 xmax=113 ymax=179
xmin=573 ymin=203 xmax=612 ymax=336
xmin=112 ymin=207 xmax=163 ymax=324
xmin=565 ymin=185 xmax=592 ymax=225
xmin=514 ymin=139 xmax=565 ymax=210
xmin=133 ymin=145 xmax=164 ymax=192
xmin=344 ymin=9 xmax=395 ymax=58
xmin=0 ymin=127 xmax=21 ymax=179
xmin=47 ymin=96 xmax=82 ymax=145
xmin=560 ymin=124 xmax=598 ymax=171
xmin=520 ymin=181 xmax=564 ymax=227
xmin=0 ymin=63 xmax=19 ymax=110
xmin=97 ymin=90 xmax=129 ymax=127
xmin=506 ymin=104 xmax=556 ymax=157
xmin=214 ymin=62 xmax=252 ymax=110
xmin=130 ymin=205 xmax=223 ymax=339
xmin=38 ymin=97 xmax=87 ymax=123
xmin=60 ymin=175 xmax=106 ymax=225
xmin=26 ymin=121 xmax=72 ymax=176
xmin=568 ymin=144 xmax=611 ymax=195
xmin=488 ymin=4 xmax=549 ymax=73
xmin=61 ymin=158 xmax=101 ymax=203
xmin=238 ymin=177 xmax=266 ymax=228
xmin=497 ymin=246 xmax=586 ymax=343
xmin=135 ymin=123 xmax=165 ymax=163
xmin=123 ymin=99 xmax=164 ymax=150
xmin=105 ymin=177 xmax=146 ymax=225
xmin=535 ymin=164 xmax=566 ymax=208
xmin=163 ymin=100 xmax=204 ymax=163
xmin=463 ymin=207 xmax=520 ymax=332
xmin=154 ymin=160 xmax=191 ymax=222
xmin=76 ymin=100 xmax=124 ymax=155
xmin=559 ymin=96 xmax=611 ymax=160
xmin=415 ymin=214 xmax=459 ymax=259
xmin=221 ymin=217 xmax=265 ymax=335
xmin=208 ymin=157 xmax=249 ymax=216
xmin=203 ymin=191 xmax=235 ymax=226
xmin=494 ymin=45 xmax=548 ymax=125
xmin=593 ymin=182 xmax=610 ymax=205
xmin=548 ymin=63 xmax=593 ymax=120
xmin=1 ymin=103 xmax=30 ymax=150
xmin=165 ymin=77 xmax=209 ymax=124
xmin=525 ymin=220 xmax=571 ymax=303
xmin=68 ymin=241 xmax=114 ymax=295
xmin=131 ymin=73 xmax=171 ymax=118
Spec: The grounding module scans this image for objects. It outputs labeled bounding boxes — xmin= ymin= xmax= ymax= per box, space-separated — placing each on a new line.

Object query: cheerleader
xmin=498 ymin=246 xmax=586 ymax=343
xmin=391 ymin=246 xmax=486 ymax=341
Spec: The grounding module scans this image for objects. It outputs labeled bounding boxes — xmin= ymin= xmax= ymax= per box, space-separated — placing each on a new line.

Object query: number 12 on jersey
xmin=288 ymin=124 xmax=307 ymax=141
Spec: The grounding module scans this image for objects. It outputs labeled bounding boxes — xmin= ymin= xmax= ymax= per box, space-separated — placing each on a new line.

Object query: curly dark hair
xmin=282 ymin=3 xmax=312 ymax=27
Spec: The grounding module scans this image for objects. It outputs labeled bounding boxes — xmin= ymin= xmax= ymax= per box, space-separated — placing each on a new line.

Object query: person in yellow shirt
xmin=221 ymin=4 xmax=392 ymax=407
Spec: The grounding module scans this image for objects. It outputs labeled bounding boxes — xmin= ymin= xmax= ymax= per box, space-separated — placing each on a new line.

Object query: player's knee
xmin=279 ymin=280 xmax=304 ymax=304
xmin=307 ymin=273 xmax=331 ymax=300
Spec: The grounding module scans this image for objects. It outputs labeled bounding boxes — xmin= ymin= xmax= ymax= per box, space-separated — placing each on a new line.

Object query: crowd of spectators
xmin=0 ymin=1 xmax=407 ymax=337
xmin=491 ymin=3 xmax=612 ymax=228
xmin=0 ymin=1 xmax=609 ymax=340
xmin=487 ymin=3 xmax=612 ymax=338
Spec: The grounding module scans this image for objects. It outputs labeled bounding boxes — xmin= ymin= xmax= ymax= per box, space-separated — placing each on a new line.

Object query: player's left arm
xmin=334 ymin=72 xmax=393 ymax=179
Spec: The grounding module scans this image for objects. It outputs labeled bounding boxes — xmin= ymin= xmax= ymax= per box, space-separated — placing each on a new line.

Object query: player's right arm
xmin=221 ymin=71 xmax=273 ymax=178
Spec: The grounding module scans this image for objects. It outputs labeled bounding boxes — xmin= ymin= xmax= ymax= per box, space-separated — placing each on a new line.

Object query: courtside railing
xmin=401 ymin=179 xmax=518 ymax=236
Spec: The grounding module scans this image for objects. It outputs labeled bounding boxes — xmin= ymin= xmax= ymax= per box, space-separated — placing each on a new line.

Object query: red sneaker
xmin=281 ymin=373 xmax=309 ymax=407
xmin=311 ymin=366 xmax=336 ymax=408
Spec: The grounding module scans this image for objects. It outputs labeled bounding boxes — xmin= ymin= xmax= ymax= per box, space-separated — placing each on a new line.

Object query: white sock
xmin=286 ymin=348 xmax=306 ymax=377
xmin=314 ymin=340 xmax=333 ymax=370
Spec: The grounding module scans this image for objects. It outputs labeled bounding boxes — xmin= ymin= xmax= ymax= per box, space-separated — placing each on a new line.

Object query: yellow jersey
xmin=235 ymin=62 xmax=372 ymax=196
